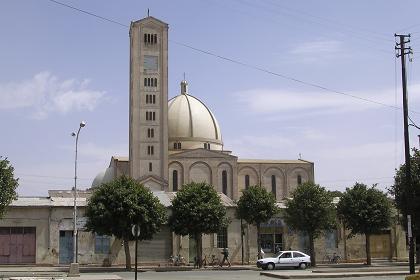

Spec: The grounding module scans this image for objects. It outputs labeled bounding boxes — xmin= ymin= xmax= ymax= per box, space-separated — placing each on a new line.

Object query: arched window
xmin=271 ymin=175 xmax=276 ymax=199
xmin=297 ymin=175 xmax=302 ymax=185
xmin=245 ymin=175 xmax=250 ymax=189
xmin=173 ymin=170 xmax=178 ymax=191
xmin=222 ymin=170 xmax=227 ymax=195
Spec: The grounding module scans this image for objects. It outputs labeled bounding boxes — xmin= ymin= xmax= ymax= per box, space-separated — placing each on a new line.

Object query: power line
xmin=47 ymin=0 xmax=128 ymax=27
xmin=45 ymin=0 xmax=415 ymax=113
xmin=15 ymin=173 xmax=91 ymax=181
xmin=241 ymin=0 xmax=393 ymax=43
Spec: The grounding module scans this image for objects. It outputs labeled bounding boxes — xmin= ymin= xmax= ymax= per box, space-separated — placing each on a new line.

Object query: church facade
xmin=89 ymin=15 xmax=315 ymax=263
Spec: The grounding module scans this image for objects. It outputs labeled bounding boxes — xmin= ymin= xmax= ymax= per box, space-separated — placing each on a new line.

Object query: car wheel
xmin=299 ymin=263 xmax=307 ymax=269
xmin=267 ymin=263 xmax=275 ymax=270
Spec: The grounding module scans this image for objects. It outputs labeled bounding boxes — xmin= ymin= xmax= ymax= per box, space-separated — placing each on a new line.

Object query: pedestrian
xmin=260 ymin=248 xmax=265 ymax=259
xmin=220 ymin=247 xmax=231 ymax=267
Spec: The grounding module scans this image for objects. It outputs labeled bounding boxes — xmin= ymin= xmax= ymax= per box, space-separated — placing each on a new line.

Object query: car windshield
xmin=274 ymin=251 xmax=284 ymax=258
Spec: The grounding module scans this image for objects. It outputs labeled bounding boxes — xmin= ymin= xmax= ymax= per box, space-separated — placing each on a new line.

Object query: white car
xmin=256 ymin=250 xmax=311 ymax=270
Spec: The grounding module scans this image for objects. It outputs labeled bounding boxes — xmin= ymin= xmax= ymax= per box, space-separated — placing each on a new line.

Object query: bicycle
xmin=168 ymin=254 xmax=186 ymax=266
xmin=203 ymin=254 xmax=220 ymax=267
xmin=323 ymin=253 xmax=341 ymax=264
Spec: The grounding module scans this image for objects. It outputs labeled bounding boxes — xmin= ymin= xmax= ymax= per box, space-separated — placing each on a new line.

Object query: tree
xmin=389 ymin=148 xmax=420 ymax=237
xmin=0 ymin=157 xmax=18 ymax=218
xmin=337 ymin=183 xmax=391 ymax=265
xmin=85 ymin=176 xmax=166 ymax=269
xmin=168 ymin=182 xmax=228 ymax=267
xmin=283 ymin=182 xmax=336 ymax=266
xmin=236 ymin=185 xmax=278 ymax=260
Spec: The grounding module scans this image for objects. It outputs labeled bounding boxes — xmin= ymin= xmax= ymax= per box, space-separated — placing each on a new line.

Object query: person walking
xmin=220 ymin=247 xmax=231 ymax=267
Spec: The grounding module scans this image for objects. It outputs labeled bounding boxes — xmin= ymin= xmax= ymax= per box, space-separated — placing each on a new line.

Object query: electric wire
xmin=247 ymin=0 xmax=392 ymax=43
xmin=45 ymin=0 xmax=415 ymax=113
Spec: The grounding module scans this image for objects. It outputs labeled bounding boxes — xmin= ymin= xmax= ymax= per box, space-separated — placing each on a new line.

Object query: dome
xmin=91 ymin=171 xmax=105 ymax=188
xmin=168 ymin=80 xmax=223 ymax=151
xmin=91 ymin=166 xmax=115 ymax=188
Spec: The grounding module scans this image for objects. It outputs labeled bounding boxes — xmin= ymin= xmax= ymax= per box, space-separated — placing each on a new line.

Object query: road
xmin=103 ymin=270 xmax=408 ymax=280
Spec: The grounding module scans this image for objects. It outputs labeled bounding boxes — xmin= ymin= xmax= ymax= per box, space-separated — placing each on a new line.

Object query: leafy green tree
xmin=389 ymin=148 xmax=420 ymax=237
xmin=0 ymin=157 xmax=18 ymax=218
xmin=85 ymin=176 xmax=166 ymax=269
xmin=337 ymin=183 xmax=391 ymax=265
xmin=284 ymin=182 xmax=336 ymax=266
xmin=236 ymin=185 xmax=278 ymax=259
xmin=168 ymin=182 xmax=228 ymax=267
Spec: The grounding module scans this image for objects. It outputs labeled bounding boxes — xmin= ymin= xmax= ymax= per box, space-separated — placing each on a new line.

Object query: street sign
xmin=132 ymin=224 xmax=141 ymax=237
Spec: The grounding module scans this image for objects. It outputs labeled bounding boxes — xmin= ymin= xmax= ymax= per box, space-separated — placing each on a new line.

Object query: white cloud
xmin=289 ymin=40 xmax=344 ymax=63
xmin=234 ymin=83 xmax=420 ymax=117
xmin=0 ymin=72 xmax=106 ymax=119
xmin=291 ymin=40 xmax=342 ymax=55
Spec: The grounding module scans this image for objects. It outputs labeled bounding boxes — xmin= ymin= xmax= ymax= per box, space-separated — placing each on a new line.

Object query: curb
xmin=260 ymin=271 xmax=409 ymax=279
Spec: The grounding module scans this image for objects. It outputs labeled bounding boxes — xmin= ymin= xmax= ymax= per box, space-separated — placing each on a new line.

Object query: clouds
xmin=289 ymin=39 xmax=344 ymax=63
xmin=0 ymin=72 xmax=106 ymax=119
xmin=291 ymin=40 xmax=342 ymax=56
xmin=234 ymin=83 xmax=420 ymax=117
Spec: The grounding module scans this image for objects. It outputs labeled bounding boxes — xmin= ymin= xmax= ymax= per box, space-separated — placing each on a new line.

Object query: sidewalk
xmin=260 ymin=263 xmax=419 ymax=279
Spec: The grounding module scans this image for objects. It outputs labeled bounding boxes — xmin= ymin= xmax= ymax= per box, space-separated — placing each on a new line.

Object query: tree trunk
xmin=257 ymin=223 xmax=261 ymax=259
xmin=365 ymin=234 xmax=371 ymax=265
xmin=124 ymin=238 xmax=131 ymax=270
xmin=195 ymin=233 xmax=203 ymax=268
xmin=309 ymin=233 xmax=316 ymax=267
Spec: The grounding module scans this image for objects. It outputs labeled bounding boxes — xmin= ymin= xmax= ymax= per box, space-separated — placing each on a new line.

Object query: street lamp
xmin=69 ymin=121 xmax=86 ymax=277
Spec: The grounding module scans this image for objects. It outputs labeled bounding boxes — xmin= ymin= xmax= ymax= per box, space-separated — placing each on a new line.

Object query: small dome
xmin=168 ymin=80 xmax=223 ymax=151
xmin=91 ymin=171 xmax=105 ymax=188
xmin=91 ymin=167 xmax=115 ymax=188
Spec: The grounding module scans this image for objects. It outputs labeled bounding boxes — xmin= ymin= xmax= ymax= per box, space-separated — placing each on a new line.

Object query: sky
xmin=1 ymin=0 xmax=420 ymax=196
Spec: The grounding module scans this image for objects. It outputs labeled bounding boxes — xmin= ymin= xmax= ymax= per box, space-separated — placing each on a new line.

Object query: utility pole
xmin=395 ymin=33 xmax=415 ymax=275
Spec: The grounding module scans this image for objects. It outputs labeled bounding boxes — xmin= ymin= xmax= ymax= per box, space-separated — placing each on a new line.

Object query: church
xmin=90 ymin=15 xmax=314 ymax=263
xmin=0 ymin=16 xmax=406 ymax=266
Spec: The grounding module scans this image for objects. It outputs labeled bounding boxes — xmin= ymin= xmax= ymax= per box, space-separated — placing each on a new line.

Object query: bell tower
xmin=129 ymin=16 xmax=168 ymax=190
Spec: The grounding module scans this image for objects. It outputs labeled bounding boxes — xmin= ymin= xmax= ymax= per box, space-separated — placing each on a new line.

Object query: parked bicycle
xmin=323 ymin=253 xmax=341 ymax=264
xmin=202 ymin=254 xmax=220 ymax=267
xmin=168 ymin=254 xmax=186 ymax=266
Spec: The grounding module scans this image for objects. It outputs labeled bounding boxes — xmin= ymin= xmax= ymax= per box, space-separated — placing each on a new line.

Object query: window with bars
xmin=144 ymin=33 xmax=158 ymax=44
xmin=95 ymin=234 xmax=110 ymax=254
xmin=217 ymin=228 xmax=228 ymax=248
xmin=146 ymin=111 xmax=156 ymax=121
xmin=144 ymin=78 xmax=158 ymax=88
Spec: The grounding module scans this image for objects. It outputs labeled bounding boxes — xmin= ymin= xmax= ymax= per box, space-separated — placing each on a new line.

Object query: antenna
xmin=147 ymin=9 xmax=150 ymax=17
xmin=183 ymin=72 xmax=186 ymax=80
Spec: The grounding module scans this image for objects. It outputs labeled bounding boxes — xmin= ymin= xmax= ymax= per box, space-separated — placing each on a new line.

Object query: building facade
xmin=0 ymin=16 xmax=409 ymax=265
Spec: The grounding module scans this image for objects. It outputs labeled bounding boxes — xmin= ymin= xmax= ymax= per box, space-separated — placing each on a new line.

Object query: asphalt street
xmin=105 ymin=270 xmax=408 ymax=280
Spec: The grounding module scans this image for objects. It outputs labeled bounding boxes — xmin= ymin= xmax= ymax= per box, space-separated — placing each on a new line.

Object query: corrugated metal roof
xmin=10 ymin=191 xmax=241 ymax=208
xmin=10 ymin=197 xmax=51 ymax=207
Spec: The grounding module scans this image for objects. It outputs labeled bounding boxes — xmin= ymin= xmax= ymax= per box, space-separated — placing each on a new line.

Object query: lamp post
xmin=69 ymin=121 xmax=86 ymax=276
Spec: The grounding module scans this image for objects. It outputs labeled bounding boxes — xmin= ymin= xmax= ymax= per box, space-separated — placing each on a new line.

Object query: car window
xmin=293 ymin=252 xmax=304 ymax=258
xmin=280 ymin=252 xmax=292 ymax=258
